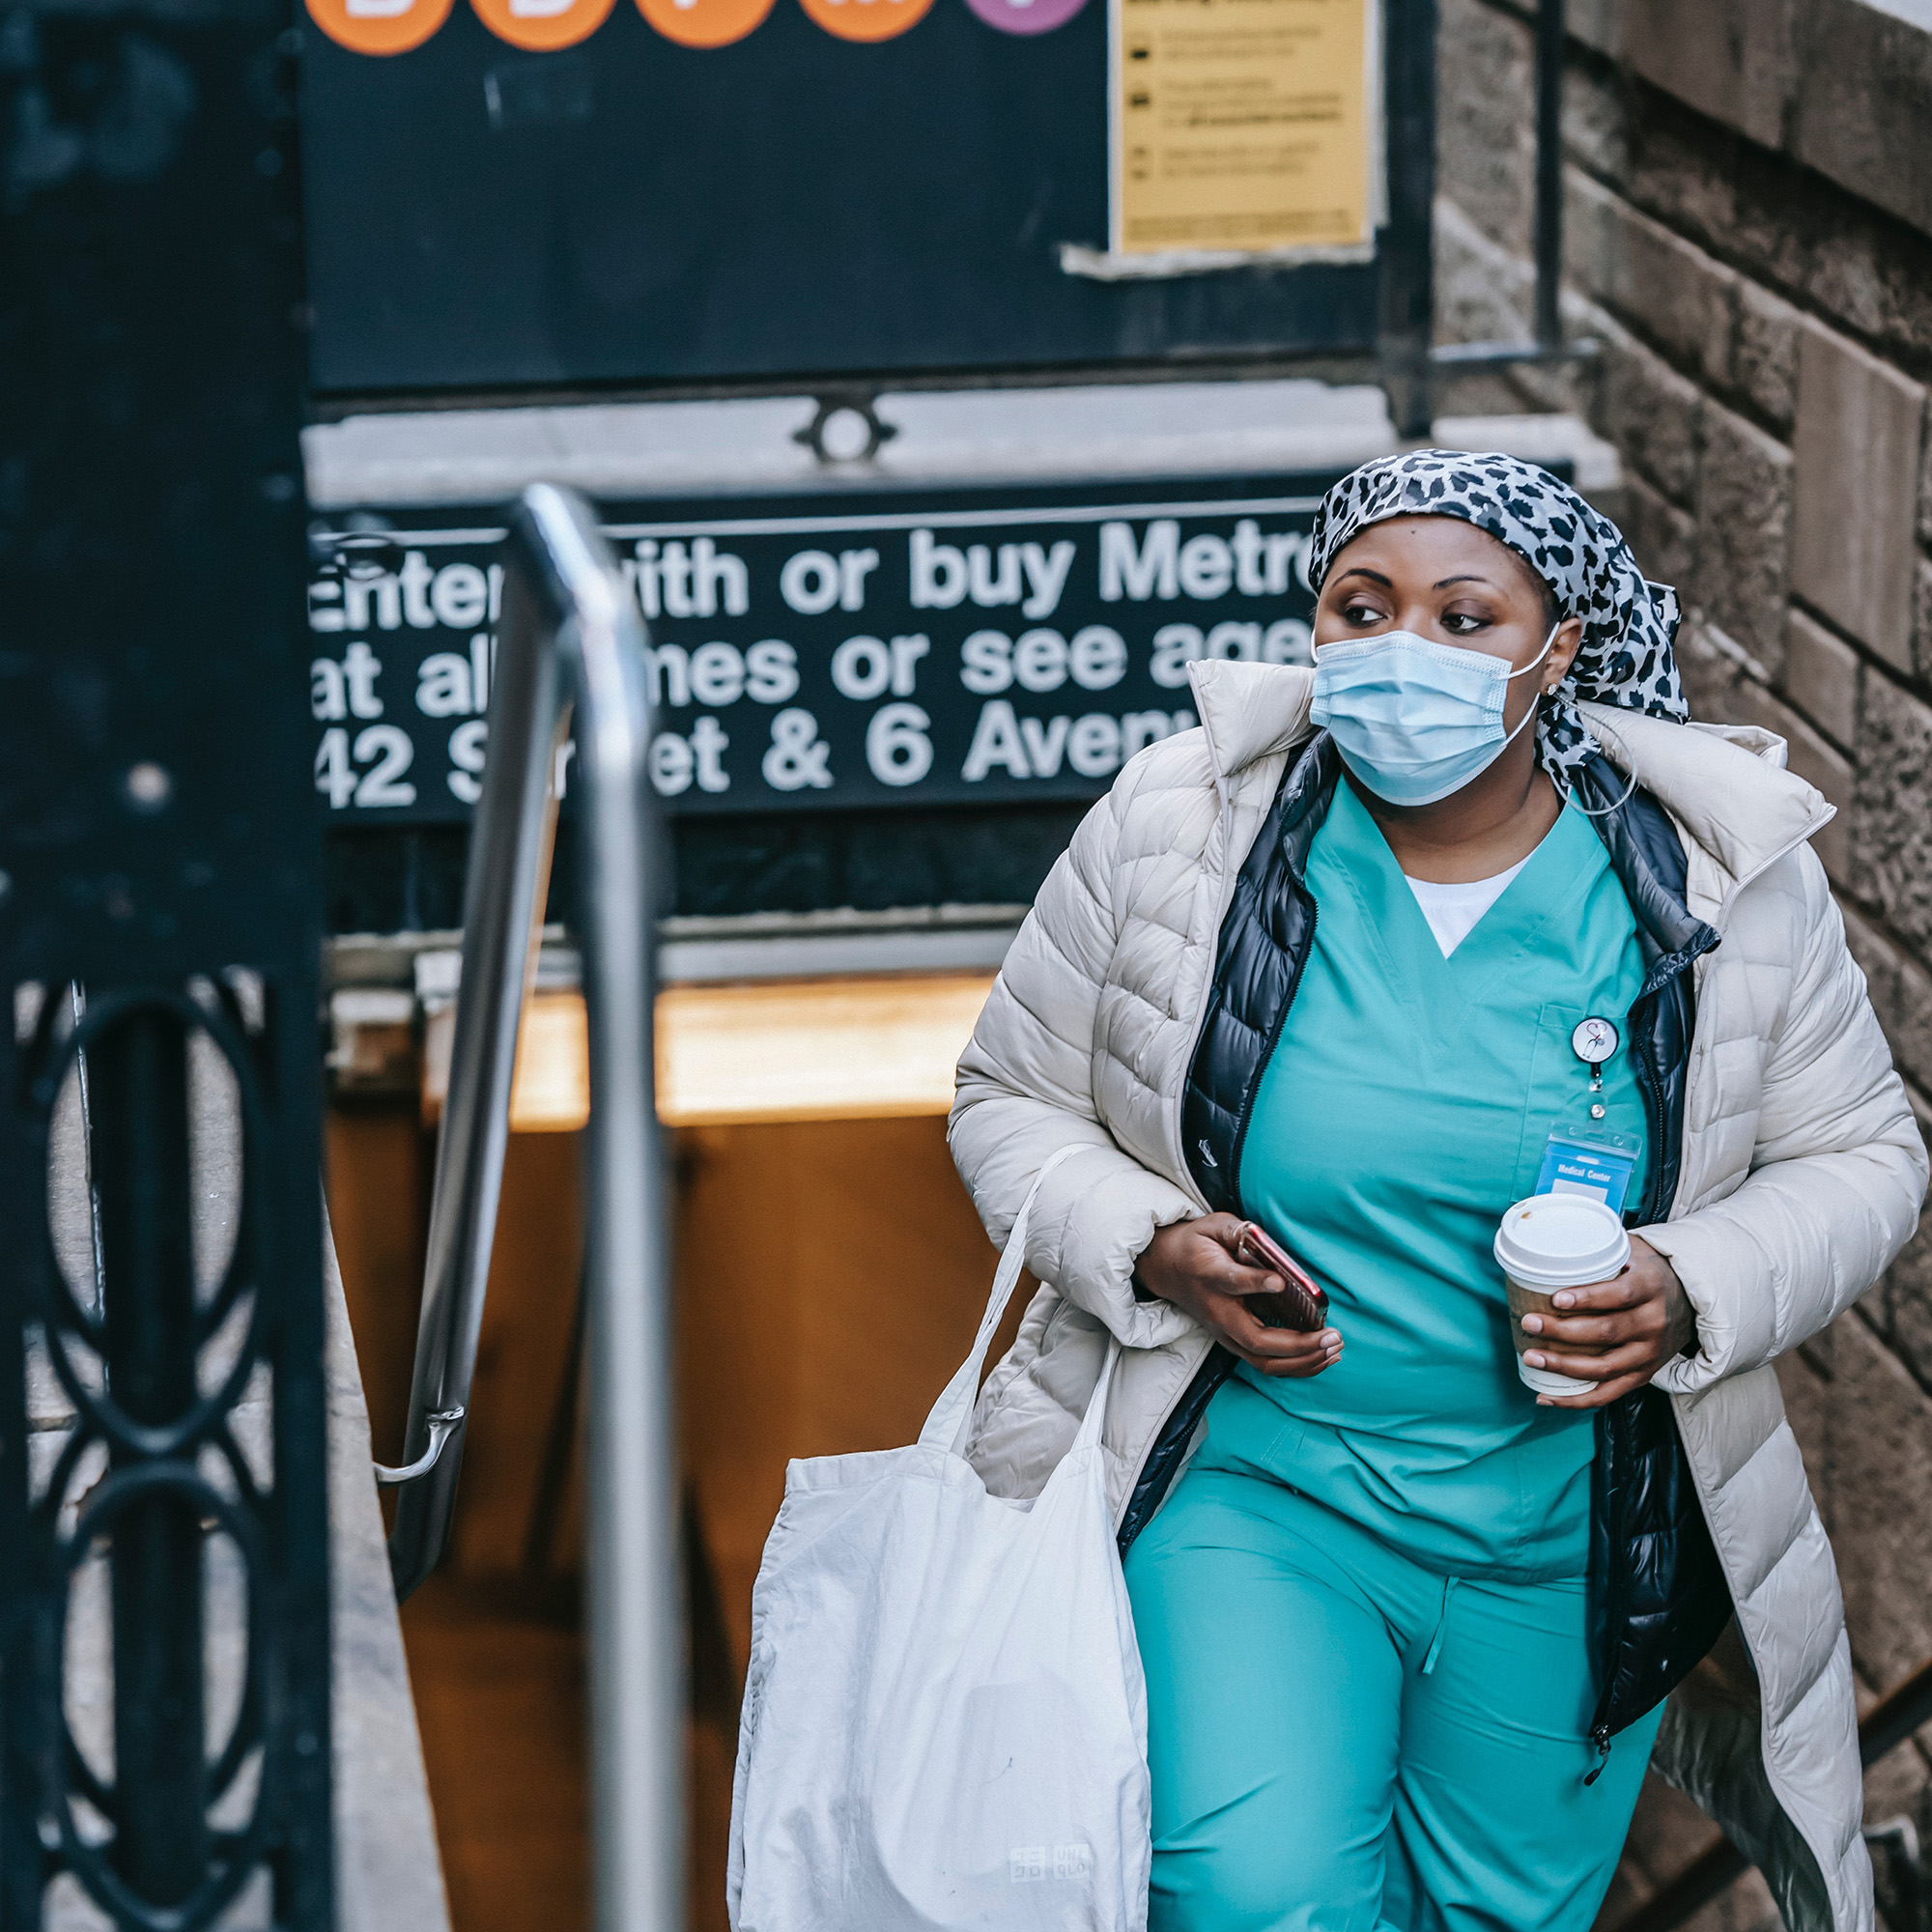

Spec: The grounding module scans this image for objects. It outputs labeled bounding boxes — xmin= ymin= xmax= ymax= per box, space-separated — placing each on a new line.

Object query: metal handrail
xmin=376 ymin=482 xmax=681 ymax=1932
xmin=372 ymin=1407 xmax=465 ymax=1488
xmin=1612 ymin=1656 xmax=1932 ymax=1932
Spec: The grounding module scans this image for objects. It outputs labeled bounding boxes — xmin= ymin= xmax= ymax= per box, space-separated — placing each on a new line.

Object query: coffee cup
xmin=1492 ymin=1192 xmax=1632 ymax=1396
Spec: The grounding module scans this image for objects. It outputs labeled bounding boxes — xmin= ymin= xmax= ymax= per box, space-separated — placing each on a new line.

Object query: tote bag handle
xmin=919 ymin=1143 xmax=1095 ymax=1458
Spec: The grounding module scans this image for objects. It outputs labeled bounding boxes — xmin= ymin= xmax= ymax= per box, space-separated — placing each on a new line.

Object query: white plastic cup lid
xmin=1493 ymin=1192 xmax=1632 ymax=1291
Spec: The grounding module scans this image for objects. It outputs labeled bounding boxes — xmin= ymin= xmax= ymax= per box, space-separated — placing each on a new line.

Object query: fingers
xmin=1523 ymin=1274 xmax=1670 ymax=1350
xmin=1520 ymin=1311 xmax=1608 ymax=1346
xmin=1224 ymin=1303 xmax=1333 ymax=1359
xmin=1203 ymin=1249 xmax=1288 ymax=1301
xmin=1544 ymin=1269 xmax=1647 ymax=1314
xmin=1522 ymin=1260 xmax=1672 ymax=1351
xmin=1521 ymin=1309 xmax=1653 ymax=1349
xmin=1216 ymin=1302 xmax=1341 ymax=1375
xmin=1192 ymin=1212 xmax=1252 ymax=1253
xmin=1241 ymin=1327 xmax=1344 ymax=1378
xmin=1221 ymin=1264 xmax=1289 ymax=1302
xmin=1191 ymin=1216 xmax=1312 ymax=1303
xmin=1154 ymin=1212 xmax=1341 ymax=1377
xmin=1140 ymin=1215 xmax=1290 ymax=1311
xmin=1536 ymin=1369 xmax=1650 ymax=1410
xmin=1522 ymin=1341 xmax=1661 ymax=1382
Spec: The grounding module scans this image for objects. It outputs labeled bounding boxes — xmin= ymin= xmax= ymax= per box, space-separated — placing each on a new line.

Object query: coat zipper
xmin=1161 ymin=744 xmax=1298 ymax=1216
xmin=1202 ymin=738 xmax=1330 ymax=1207
xmin=1584 ymin=912 xmax=1719 ymax=1754
xmin=1581 ymin=814 xmax=1817 ymax=1802
xmin=1113 ymin=853 xmax=1321 ymax=1536
xmin=1226 ymin=884 xmax=1318 ymax=1204
xmin=1583 ymin=961 xmax=1680 ymax=1764
xmin=1108 ymin=744 xmax=1302 ymax=1524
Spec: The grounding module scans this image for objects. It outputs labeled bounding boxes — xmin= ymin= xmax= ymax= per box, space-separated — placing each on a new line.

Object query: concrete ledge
xmin=302 ymin=380 xmax=1404 ymax=510
xmin=326 ymin=1208 xmax=452 ymax=1932
xmin=1432 ymin=412 xmax=1622 ymax=496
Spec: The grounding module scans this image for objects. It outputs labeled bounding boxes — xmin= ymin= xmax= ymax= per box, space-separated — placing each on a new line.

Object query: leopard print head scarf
xmin=1308 ymin=449 xmax=1688 ymax=786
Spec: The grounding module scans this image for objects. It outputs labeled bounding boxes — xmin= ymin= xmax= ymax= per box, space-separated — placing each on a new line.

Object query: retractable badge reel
xmin=1535 ymin=1016 xmax=1640 ymax=1215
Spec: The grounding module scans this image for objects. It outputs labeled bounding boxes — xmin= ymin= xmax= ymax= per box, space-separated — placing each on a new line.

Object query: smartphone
xmin=1233 ymin=1221 xmax=1331 ymax=1333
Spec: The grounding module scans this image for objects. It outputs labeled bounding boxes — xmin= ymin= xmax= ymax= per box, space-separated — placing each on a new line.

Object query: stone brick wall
xmin=1433 ymin=3 xmax=1932 ymax=1923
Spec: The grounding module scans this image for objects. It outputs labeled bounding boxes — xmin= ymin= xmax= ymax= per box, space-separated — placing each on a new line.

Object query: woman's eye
xmin=1341 ymin=601 xmax=1383 ymax=625
xmin=1441 ymin=611 xmax=1489 ymax=636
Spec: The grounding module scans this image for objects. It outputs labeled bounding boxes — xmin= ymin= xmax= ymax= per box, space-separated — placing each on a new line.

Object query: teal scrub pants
xmin=1123 ymin=1465 xmax=1662 ymax=1932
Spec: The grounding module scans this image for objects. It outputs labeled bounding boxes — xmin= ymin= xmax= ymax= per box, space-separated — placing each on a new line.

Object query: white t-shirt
xmin=1403 ymin=858 xmax=1529 ymax=957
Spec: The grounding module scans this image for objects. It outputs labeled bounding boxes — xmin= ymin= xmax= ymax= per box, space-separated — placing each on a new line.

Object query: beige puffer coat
xmin=949 ymin=658 xmax=1928 ymax=1932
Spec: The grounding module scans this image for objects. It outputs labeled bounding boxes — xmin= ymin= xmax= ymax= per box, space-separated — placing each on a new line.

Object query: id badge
xmin=1536 ymin=1122 xmax=1639 ymax=1216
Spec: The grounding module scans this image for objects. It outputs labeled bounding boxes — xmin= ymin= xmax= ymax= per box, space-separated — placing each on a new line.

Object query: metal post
xmin=92 ymin=1018 xmax=207 ymax=1903
xmin=1534 ymin=0 xmax=1567 ymax=349
xmin=1379 ymin=0 xmax=1440 ymax=438
xmin=547 ymin=496 xmax=683 ymax=1932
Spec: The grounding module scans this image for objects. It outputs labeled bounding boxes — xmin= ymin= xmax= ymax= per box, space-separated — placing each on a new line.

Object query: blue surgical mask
xmin=1310 ymin=624 xmax=1558 ymax=808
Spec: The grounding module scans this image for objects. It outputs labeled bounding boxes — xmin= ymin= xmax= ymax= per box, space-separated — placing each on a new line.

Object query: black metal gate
xmin=0 ymin=0 xmax=332 ymax=1920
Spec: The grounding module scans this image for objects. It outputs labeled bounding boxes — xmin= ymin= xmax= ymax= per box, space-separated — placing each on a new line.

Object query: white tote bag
xmin=727 ymin=1146 xmax=1151 ymax=1932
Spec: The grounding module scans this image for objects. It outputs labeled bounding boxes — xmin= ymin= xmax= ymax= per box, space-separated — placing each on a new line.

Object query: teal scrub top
xmin=1222 ymin=779 xmax=1652 ymax=1583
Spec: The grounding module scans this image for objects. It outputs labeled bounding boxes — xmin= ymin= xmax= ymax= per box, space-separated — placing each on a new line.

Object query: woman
xmin=949 ymin=450 xmax=1927 ymax=1932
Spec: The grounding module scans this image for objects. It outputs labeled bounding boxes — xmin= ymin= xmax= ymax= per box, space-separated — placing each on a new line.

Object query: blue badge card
xmin=1536 ymin=1123 xmax=1640 ymax=1216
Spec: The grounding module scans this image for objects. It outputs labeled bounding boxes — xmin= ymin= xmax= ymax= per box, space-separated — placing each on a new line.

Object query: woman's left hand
xmin=1520 ymin=1235 xmax=1697 ymax=1408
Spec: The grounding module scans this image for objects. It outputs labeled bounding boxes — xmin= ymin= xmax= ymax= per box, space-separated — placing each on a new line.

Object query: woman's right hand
xmin=1136 ymin=1213 xmax=1343 ymax=1378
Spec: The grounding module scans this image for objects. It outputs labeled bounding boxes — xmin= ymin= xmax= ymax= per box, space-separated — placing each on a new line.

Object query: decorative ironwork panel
xmin=0 ymin=0 xmax=329 ymax=1920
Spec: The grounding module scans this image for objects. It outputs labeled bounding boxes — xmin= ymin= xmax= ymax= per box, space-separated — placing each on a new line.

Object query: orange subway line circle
xmin=473 ymin=0 xmax=615 ymax=51
xmin=798 ymin=0 xmax=934 ymax=42
xmin=637 ymin=0 xmax=776 ymax=44
xmin=306 ymin=0 xmax=455 ymax=55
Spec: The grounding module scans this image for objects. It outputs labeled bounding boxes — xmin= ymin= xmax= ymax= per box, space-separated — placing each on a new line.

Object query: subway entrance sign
xmin=307 ymin=472 xmax=1332 ymax=821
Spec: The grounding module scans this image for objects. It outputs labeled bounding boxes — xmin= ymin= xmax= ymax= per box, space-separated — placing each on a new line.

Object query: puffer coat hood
xmin=949 ymin=658 xmax=1929 ymax=1932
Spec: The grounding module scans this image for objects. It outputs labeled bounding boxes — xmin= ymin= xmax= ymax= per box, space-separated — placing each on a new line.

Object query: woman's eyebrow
xmin=1432 ymin=574 xmax=1496 ymax=589
xmin=1335 ymin=566 xmax=1393 ymax=587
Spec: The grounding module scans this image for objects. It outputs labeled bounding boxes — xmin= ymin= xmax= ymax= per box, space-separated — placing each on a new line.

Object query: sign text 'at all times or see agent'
xmin=306 ymin=481 xmax=1332 ymax=822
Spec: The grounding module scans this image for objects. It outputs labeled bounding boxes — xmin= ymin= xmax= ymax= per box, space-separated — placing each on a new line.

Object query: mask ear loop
xmin=1493 ymin=621 xmax=1562 ymax=755
xmin=1505 ymin=622 xmax=1561 ymax=682
xmin=1516 ymin=618 xmax=1642 ymax=816
xmin=1562 ymin=753 xmax=1641 ymax=817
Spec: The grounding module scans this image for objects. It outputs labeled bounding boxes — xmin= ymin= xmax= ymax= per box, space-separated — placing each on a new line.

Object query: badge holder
xmin=1536 ymin=1124 xmax=1639 ymax=1215
xmin=1537 ymin=1016 xmax=1638 ymax=1215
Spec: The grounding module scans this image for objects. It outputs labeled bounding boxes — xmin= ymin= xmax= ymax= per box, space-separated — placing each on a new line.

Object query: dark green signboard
xmin=307 ymin=472 xmax=1337 ymax=821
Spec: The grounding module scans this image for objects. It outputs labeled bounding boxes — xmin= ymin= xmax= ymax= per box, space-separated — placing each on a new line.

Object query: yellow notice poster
xmin=1111 ymin=0 xmax=1374 ymax=259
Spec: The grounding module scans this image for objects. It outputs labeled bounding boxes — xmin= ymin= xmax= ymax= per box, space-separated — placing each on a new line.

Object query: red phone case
xmin=1234 ymin=1222 xmax=1331 ymax=1333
